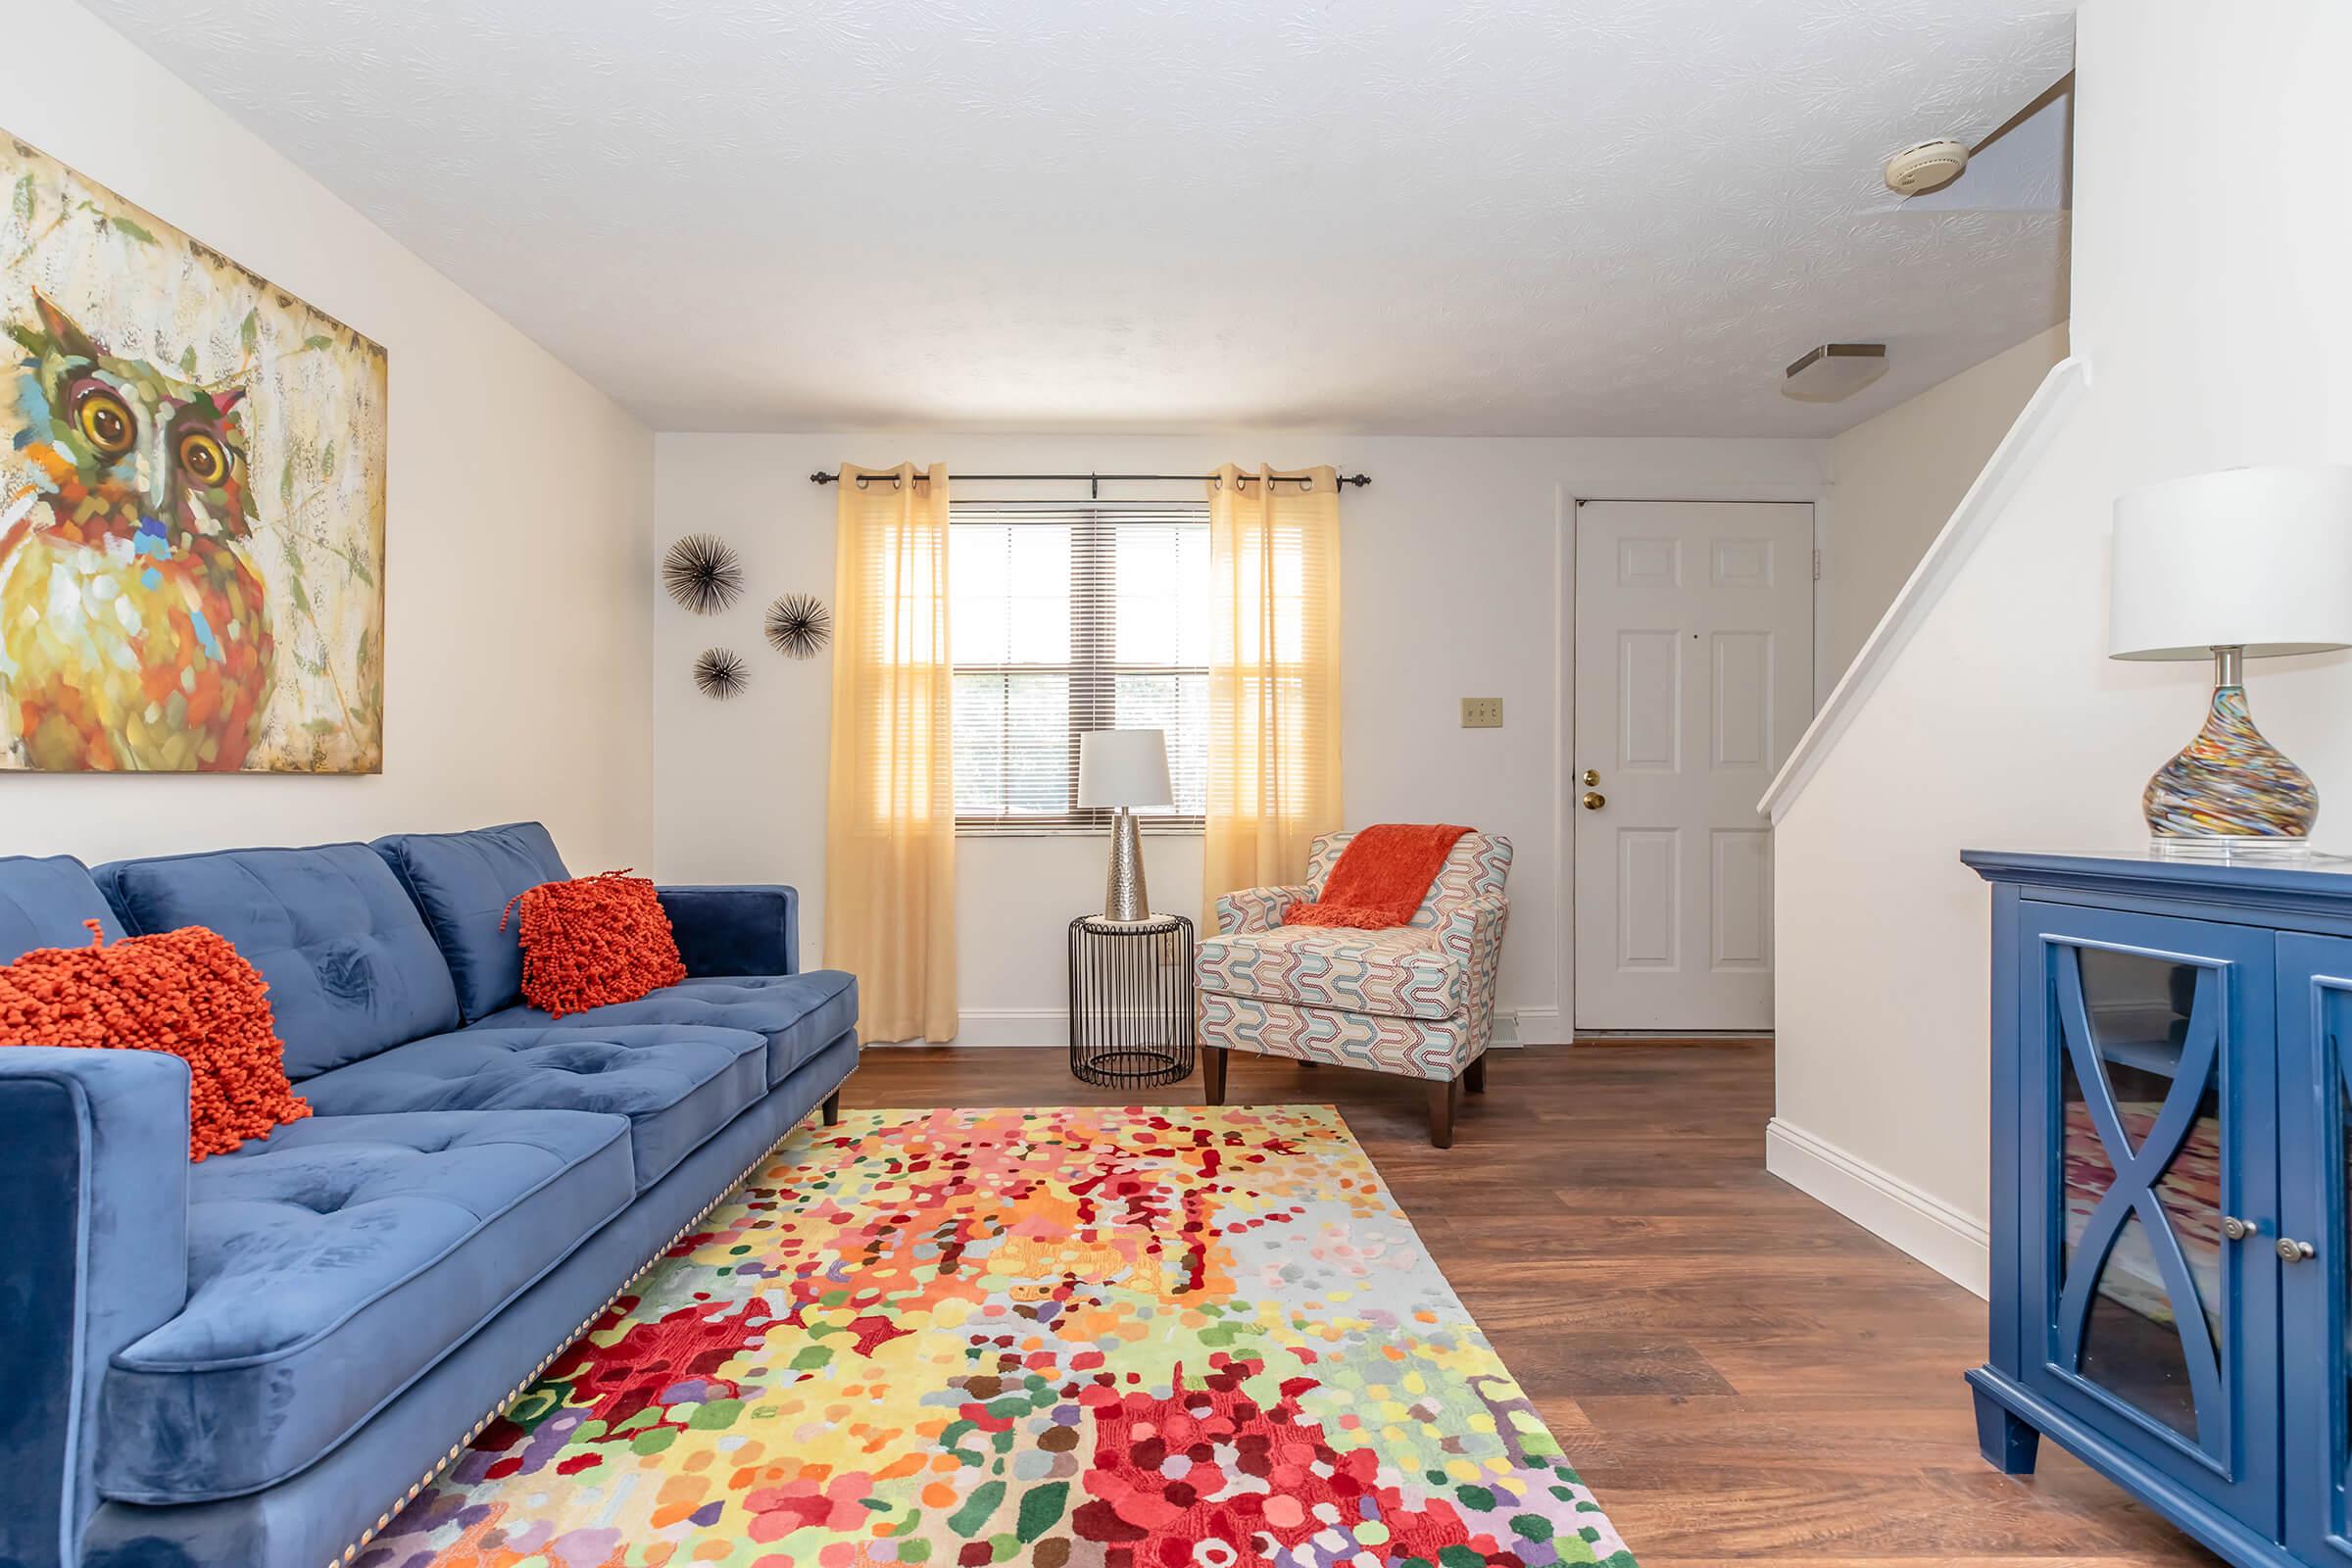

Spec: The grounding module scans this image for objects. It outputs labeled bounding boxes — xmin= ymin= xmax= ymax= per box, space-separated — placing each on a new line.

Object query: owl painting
xmin=0 ymin=132 xmax=386 ymax=774
xmin=1 ymin=294 xmax=273 ymax=769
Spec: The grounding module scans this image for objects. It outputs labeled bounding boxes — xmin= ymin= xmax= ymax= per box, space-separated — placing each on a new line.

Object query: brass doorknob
xmin=1581 ymin=791 xmax=1606 ymax=810
xmin=1582 ymin=769 xmax=1600 ymax=786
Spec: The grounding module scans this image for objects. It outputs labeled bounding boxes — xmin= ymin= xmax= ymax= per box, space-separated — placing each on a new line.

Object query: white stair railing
xmin=1759 ymin=354 xmax=2094 ymax=824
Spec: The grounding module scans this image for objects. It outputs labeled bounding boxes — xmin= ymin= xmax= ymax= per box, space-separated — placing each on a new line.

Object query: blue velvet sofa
xmin=0 ymin=823 xmax=858 ymax=1568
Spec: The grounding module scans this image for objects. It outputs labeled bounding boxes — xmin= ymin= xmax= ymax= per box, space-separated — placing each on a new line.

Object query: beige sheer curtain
xmin=824 ymin=463 xmax=957 ymax=1043
xmin=1202 ymin=464 xmax=1345 ymax=922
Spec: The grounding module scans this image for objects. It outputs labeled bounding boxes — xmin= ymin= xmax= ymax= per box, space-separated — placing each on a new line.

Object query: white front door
xmin=1572 ymin=500 xmax=1814 ymax=1032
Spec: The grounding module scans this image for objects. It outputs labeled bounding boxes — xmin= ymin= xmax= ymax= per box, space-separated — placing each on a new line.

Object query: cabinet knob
xmin=2222 ymin=1215 xmax=2257 ymax=1242
xmin=2279 ymin=1237 xmax=2317 ymax=1264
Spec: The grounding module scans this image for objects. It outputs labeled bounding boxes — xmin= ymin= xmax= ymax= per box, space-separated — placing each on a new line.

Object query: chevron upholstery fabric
xmin=1197 ymin=924 xmax=1463 ymax=1020
xmin=1198 ymin=831 xmax=1511 ymax=1081
xmin=1211 ymin=882 xmax=1314 ymax=936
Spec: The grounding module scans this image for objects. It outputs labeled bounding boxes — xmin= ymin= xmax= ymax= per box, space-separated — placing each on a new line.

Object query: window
xmin=951 ymin=501 xmax=1209 ymax=831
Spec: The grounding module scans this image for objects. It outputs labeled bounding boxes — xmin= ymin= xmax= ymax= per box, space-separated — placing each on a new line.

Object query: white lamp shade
xmin=2110 ymin=465 xmax=2352 ymax=661
xmin=1077 ymin=728 xmax=1172 ymax=808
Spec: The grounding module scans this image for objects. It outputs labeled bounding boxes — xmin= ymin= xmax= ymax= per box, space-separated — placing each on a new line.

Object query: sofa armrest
xmin=0 ymin=1049 xmax=190 ymax=1568
xmin=1435 ymin=894 xmax=1509 ymax=974
xmin=658 ymin=885 xmax=800 ymax=976
xmin=1434 ymin=894 xmax=1511 ymax=1053
xmin=1214 ymin=884 xmax=1315 ymax=936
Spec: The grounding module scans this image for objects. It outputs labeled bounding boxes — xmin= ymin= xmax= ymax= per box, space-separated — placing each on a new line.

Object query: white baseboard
xmin=941 ymin=1009 xmax=1069 ymax=1047
xmin=876 ymin=1007 xmax=1549 ymax=1049
xmin=1764 ymin=1116 xmax=1989 ymax=1298
xmin=1509 ymin=1006 xmax=1563 ymax=1045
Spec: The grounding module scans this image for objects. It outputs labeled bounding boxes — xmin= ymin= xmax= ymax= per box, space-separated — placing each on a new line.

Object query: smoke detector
xmin=1885 ymin=138 xmax=1970 ymax=196
xmin=1783 ymin=343 xmax=1889 ymax=403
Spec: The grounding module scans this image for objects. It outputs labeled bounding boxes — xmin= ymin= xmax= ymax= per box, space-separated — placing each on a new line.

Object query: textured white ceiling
xmin=80 ymin=0 xmax=2076 ymax=436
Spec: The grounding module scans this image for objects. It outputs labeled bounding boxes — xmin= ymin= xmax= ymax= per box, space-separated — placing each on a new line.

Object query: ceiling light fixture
xmin=1782 ymin=343 xmax=1889 ymax=403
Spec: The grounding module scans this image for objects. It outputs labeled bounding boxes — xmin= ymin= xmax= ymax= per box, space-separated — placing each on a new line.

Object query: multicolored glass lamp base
xmin=2144 ymin=649 xmax=2317 ymax=859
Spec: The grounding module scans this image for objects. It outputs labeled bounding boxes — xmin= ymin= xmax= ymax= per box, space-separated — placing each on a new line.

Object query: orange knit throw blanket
xmin=1284 ymin=823 xmax=1472 ymax=930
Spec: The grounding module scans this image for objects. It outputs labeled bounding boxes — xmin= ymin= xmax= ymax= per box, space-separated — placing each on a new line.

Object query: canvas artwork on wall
xmin=0 ymin=132 xmax=386 ymax=774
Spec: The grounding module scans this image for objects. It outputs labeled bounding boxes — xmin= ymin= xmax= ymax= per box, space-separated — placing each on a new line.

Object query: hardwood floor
xmin=842 ymin=1040 xmax=2223 ymax=1568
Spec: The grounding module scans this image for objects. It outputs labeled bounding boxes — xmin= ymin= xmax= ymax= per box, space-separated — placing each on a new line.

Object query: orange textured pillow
xmin=504 ymin=871 xmax=686 ymax=1019
xmin=0 ymin=921 xmax=312 ymax=1160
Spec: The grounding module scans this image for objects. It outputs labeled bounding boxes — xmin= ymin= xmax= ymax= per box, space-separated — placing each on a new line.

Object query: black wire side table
xmin=1067 ymin=912 xmax=1196 ymax=1087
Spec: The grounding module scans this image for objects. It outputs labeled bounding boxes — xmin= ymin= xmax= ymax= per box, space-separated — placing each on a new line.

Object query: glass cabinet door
xmin=2280 ymin=934 xmax=2352 ymax=1566
xmin=2018 ymin=903 xmax=2278 ymax=1534
xmin=2059 ymin=941 xmax=2228 ymax=1439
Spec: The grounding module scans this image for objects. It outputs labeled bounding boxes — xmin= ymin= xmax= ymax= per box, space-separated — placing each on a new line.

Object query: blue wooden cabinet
xmin=1967 ymin=851 xmax=2352 ymax=1568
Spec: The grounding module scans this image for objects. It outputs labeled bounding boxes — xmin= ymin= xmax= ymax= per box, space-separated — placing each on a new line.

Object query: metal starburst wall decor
xmin=764 ymin=594 xmax=832 ymax=660
xmin=692 ymin=648 xmax=749 ymax=700
xmin=662 ymin=534 xmax=746 ymax=614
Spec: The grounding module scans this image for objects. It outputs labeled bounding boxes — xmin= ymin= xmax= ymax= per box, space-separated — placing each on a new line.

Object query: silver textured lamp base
xmin=1102 ymin=807 xmax=1152 ymax=921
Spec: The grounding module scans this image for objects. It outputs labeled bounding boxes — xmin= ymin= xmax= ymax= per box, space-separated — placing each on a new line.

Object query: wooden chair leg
xmin=821 ymin=1090 xmax=841 ymax=1126
xmin=1465 ymin=1054 xmax=1487 ymax=1094
xmin=1427 ymin=1074 xmax=1461 ymax=1148
xmin=1202 ymin=1045 xmax=1228 ymax=1105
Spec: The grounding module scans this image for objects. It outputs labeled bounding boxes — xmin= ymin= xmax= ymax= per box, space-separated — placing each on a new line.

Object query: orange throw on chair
xmin=1283 ymin=823 xmax=1472 ymax=930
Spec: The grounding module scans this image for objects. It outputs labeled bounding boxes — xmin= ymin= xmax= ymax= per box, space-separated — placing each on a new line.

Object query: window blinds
xmin=950 ymin=501 xmax=1210 ymax=829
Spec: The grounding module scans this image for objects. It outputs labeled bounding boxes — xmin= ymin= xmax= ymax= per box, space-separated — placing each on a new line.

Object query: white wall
xmin=0 ymin=2 xmax=656 ymax=869
xmin=1770 ymin=0 xmax=2352 ymax=1294
xmin=653 ymin=434 xmax=1824 ymax=1043
xmin=1819 ymin=324 xmax=2069 ymax=694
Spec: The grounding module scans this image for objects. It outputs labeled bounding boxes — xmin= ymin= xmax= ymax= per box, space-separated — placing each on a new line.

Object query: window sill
xmin=956 ymin=823 xmax=1205 ymax=840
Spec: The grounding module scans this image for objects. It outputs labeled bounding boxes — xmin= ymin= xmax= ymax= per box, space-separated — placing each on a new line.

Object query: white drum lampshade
xmin=2108 ymin=466 xmax=2352 ymax=852
xmin=2110 ymin=466 xmax=2352 ymax=661
xmin=1078 ymin=729 xmax=1171 ymax=919
xmin=1078 ymin=729 xmax=1172 ymax=809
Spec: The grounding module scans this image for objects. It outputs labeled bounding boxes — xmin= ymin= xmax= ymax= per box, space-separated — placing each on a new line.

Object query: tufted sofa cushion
xmin=371 ymin=822 xmax=571 ymax=1023
xmin=0 ymin=854 xmax=125 ymax=963
xmin=1196 ymin=925 xmax=1465 ymax=1020
xmin=98 ymin=1109 xmax=633 ymax=1504
xmin=298 ymin=1022 xmax=768 ymax=1190
xmin=97 ymin=844 xmax=462 ymax=1079
xmin=469 ymin=971 xmax=859 ymax=1088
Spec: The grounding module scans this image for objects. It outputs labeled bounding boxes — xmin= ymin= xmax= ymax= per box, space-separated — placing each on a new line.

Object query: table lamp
xmin=1078 ymin=728 xmax=1172 ymax=920
xmin=2110 ymin=466 xmax=2352 ymax=856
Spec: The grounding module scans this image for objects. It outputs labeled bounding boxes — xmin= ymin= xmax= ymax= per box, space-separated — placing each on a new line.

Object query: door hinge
xmin=1812 ymin=548 xmax=1822 ymax=581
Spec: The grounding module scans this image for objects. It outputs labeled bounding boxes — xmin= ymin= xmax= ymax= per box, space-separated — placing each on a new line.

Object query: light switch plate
xmin=1461 ymin=697 xmax=1503 ymax=728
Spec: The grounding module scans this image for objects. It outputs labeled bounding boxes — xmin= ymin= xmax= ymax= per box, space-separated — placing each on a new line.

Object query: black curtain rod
xmin=811 ymin=469 xmax=1370 ymax=497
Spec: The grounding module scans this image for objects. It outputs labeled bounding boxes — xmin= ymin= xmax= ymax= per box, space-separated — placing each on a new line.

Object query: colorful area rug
xmin=367 ymin=1105 xmax=1635 ymax=1568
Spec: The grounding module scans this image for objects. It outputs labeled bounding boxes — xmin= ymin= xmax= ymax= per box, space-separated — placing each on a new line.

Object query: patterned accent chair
xmin=1196 ymin=829 xmax=1511 ymax=1147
